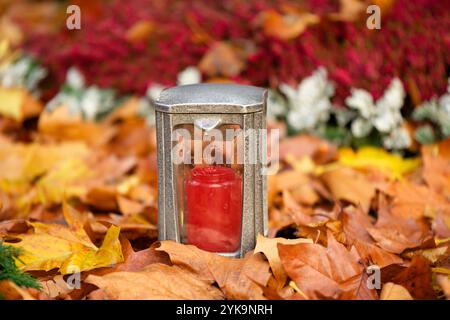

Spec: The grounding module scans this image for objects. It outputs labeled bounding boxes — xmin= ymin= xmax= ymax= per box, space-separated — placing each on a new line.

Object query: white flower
xmin=147 ymin=84 xmax=166 ymax=101
xmin=383 ymin=127 xmax=412 ymax=150
xmin=346 ymin=78 xmax=405 ymax=137
xmin=177 ymin=66 xmax=201 ymax=86
xmin=439 ymin=78 xmax=450 ymax=117
xmin=0 ymin=56 xmax=47 ymax=93
xmin=46 ymin=68 xmax=116 ymax=121
xmin=413 ymin=78 xmax=450 ymax=138
xmin=66 ymin=67 xmax=85 ymax=89
xmin=281 ymin=67 xmax=334 ymax=131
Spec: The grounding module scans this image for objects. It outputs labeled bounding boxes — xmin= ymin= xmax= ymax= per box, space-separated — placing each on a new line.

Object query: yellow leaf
xmin=431 ymin=268 xmax=450 ymax=276
xmin=0 ymin=87 xmax=43 ymax=121
xmin=5 ymin=203 xmax=123 ymax=274
xmin=338 ymin=147 xmax=420 ymax=179
xmin=35 ymin=158 xmax=93 ymax=205
xmin=0 ymin=141 xmax=89 ymax=182
xmin=288 ymin=280 xmax=309 ymax=300
xmin=0 ymin=87 xmax=24 ymax=120
xmin=380 ymin=282 xmax=413 ymax=300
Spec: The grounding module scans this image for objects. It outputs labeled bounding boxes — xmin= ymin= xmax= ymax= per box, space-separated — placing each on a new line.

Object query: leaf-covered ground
xmin=0 ymin=100 xmax=449 ymax=300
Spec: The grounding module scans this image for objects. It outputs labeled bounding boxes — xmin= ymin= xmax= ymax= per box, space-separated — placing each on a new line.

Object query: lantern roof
xmin=155 ymin=83 xmax=266 ymax=114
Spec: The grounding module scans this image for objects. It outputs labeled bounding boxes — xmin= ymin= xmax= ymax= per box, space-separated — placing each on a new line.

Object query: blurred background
xmin=0 ymin=0 xmax=449 ymax=150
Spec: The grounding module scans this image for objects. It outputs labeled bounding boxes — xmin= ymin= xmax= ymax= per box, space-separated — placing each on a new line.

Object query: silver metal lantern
xmin=155 ymin=83 xmax=268 ymax=258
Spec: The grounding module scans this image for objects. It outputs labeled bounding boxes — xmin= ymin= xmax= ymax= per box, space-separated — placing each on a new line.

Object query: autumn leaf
xmin=86 ymin=264 xmax=224 ymax=300
xmin=38 ymin=106 xmax=116 ymax=146
xmin=0 ymin=280 xmax=36 ymax=300
xmin=0 ymin=87 xmax=43 ymax=122
xmin=338 ymin=147 xmax=420 ymax=180
xmin=329 ymin=0 xmax=366 ymax=22
xmin=274 ymin=170 xmax=320 ymax=206
xmin=388 ymin=256 xmax=437 ymax=300
xmin=422 ymin=144 xmax=450 ymax=199
xmin=380 ymin=282 xmax=413 ymax=300
xmin=279 ymin=135 xmax=337 ymax=164
xmin=254 ymin=234 xmax=312 ymax=288
xmin=354 ymin=240 xmax=403 ymax=268
xmin=199 ymin=42 xmax=247 ymax=78
xmin=321 ymin=167 xmax=375 ymax=214
xmin=437 ymin=275 xmax=450 ymax=299
xmin=278 ymin=231 xmax=364 ymax=299
xmin=157 ymin=241 xmax=271 ymax=300
xmin=341 ymin=205 xmax=375 ymax=244
xmin=125 ymin=20 xmax=154 ymax=43
xmin=258 ymin=7 xmax=320 ymax=41
xmin=0 ymin=140 xmax=89 ymax=195
xmin=366 ymin=195 xmax=433 ymax=254
xmin=382 ymin=180 xmax=450 ymax=220
xmin=4 ymin=203 xmax=123 ymax=274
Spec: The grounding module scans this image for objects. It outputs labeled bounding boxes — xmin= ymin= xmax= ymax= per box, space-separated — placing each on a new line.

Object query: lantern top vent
xmin=155 ymin=83 xmax=266 ymax=114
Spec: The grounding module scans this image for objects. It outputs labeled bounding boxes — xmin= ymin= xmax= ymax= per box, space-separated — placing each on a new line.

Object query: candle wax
xmin=186 ymin=166 xmax=242 ymax=253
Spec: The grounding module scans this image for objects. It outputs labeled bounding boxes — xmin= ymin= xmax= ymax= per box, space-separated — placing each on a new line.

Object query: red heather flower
xmin=22 ymin=0 xmax=449 ymax=107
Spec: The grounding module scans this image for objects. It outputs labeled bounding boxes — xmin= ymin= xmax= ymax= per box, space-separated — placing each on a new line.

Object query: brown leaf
xmin=275 ymin=170 xmax=319 ymax=206
xmin=157 ymin=241 xmax=271 ymax=300
xmin=390 ymin=256 xmax=437 ymax=300
xmin=380 ymin=282 xmax=413 ymax=300
xmin=383 ymin=180 xmax=450 ymax=220
xmin=258 ymin=8 xmax=320 ymax=40
xmin=279 ymin=135 xmax=337 ymax=164
xmin=282 ymin=190 xmax=314 ymax=226
xmin=321 ymin=167 xmax=376 ymax=214
xmin=339 ymin=271 xmax=378 ymax=300
xmin=354 ymin=240 xmax=403 ymax=268
xmin=125 ymin=20 xmax=154 ymax=43
xmin=0 ymin=280 xmax=36 ymax=300
xmin=367 ymin=195 xmax=433 ymax=254
xmin=342 ymin=205 xmax=374 ymax=245
xmin=422 ymin=144 xmax=450 ymax=199
xmin=254 ymin=234 xmax=312 ymax=288
xmin=117 ymin=195 xmax=145 ymax=216
xmin=278 ymin=231 xmax=363 ymax=299
xmin=199 ymin=42 xmax=246 ymax=78
xmin=38 ymin=106 xmax=116 ymax=146
xmin=86 ymin=263 xmax=224 ymax=300
xmin=329 ymin=0 xmax=366 ymax=22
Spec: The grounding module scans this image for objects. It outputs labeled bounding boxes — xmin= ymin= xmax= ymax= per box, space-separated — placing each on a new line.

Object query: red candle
xmin=186 ymin=166 xmax=242 ymax=252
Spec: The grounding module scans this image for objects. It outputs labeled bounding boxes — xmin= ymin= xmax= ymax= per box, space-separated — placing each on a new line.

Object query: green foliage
xmin=0 ymin=241 xmax=41 ymax=290
xmin=413 ymin=99 xmax=450 ymax=140
xmin=415 ymin=125 xmax=436 ymax=145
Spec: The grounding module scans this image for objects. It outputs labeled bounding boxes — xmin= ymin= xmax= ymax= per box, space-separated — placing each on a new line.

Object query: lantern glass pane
xmin=172 ymin=123 xmax=244 ymax=254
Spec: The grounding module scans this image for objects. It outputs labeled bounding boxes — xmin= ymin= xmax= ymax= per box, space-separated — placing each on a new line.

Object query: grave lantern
xmin=155 ymin=83 xmax=268 ymax=257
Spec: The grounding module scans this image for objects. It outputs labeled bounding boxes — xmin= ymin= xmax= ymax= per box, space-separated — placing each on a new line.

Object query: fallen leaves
xmin=338 ymin=147 xmax=420 ymax=180
xmin=86 ymin=264 xmax=224 ymax=300
xmin=157 ymin=241 xmax=271 ymax=300
xmin=199 ymin=42 xmax=248 ymax=78
xmin=321 ymin=167 xmax=375 ymax=213
xmin=4 ymin=203 xmax=123 ymax=274
xmin=258 ymin=6 xmax=320 ymax=40
xmin=278 ymin=231 xmax=365 ymax=299
xmin=254 ymin=234 xmax=312 ymax=287
xmin=0 ymin=87 xmax=43 ymax=122
xmin=380 ymin=282 xmax=413 ymax=300
xmin=386 ymin=256 xmax=437 ymax=300
xmin=0 ymin=76 xmax=449 ymax=301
